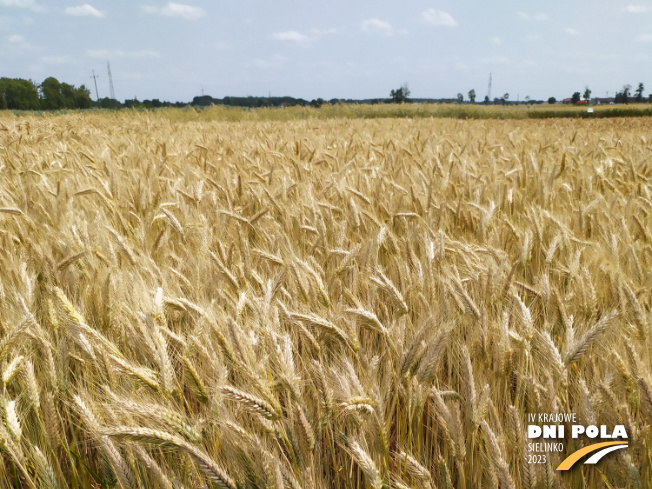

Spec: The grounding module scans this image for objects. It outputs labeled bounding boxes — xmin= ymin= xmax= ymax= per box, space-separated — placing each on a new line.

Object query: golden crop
xmin=0 ymin=110 xmax=650 ymax=488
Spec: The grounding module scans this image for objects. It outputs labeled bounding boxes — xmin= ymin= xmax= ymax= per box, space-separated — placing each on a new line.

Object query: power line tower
xmin=90 ymin=70 xmax=100 ymax=101
xmin=487 ymin=72 xmax=492 ymax=102
xmin=107 ymin=62 xmax=115 ymax=100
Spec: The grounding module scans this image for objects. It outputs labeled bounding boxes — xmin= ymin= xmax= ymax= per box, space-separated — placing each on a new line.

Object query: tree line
xmin=0 ymin=77 xmax=93 ymax=110
xmin=0 ymin=76 xmax=194 ymax=111
xmin=2 ymin=75 xmax=651 ymax=111
xmin=0 ymin=77 xmax=322 ymax=110
xmin=563 ymin=83 xmax=647 ymax=105
xmin=390 ymin=83 xmax=650 ymax=106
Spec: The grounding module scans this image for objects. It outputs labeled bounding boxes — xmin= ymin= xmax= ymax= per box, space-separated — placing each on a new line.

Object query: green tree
xmin=99 ymin=97 xmax=122 ymax=109
xmin=60 ymin=82 xmax=77 ymax=108
xmin=614 ymin=85 xmax=632 ymax=104
xmin=74 ymin=85 xmax=93 ymax=108
xmin=40 ymin=77 xmax=92 ymax=110
xmin=124 ymin=98 xmax=143 ymax=108
xmin=635 ymin=82 xmax=644 ymax=102
xmin=142 ymin=99 xmax=162 ymax=108
xmin=456 ymin=93 xmax=464 ymax=104
xmin=548 ymin=97 xmax=557 ymax=104
xmin=501 ymin=93 xmax=509 ymax=105
xmin=0 ymin=78 xmax=40 ymax=110
xmin=192 ymin=95 xmax=214 ymax=106
xmin=583 ymin=86 xmax=591 ymax=102
xmin=468 ymin=89 xmax=476 ymax=104
xmin=484 ymin=95 xmax=489 ymax=104
xmin=571 ymin=92 xmax=581 ymax=104
xmin=623 ymin=84 xmax=631 ymax=103
xmin=390 ymin=83 xmax=410 ymax=103
xmin=40 ymin=77 xmax=64 ymax=109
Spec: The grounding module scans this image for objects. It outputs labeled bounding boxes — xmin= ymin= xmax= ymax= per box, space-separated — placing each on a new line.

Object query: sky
xmin=1 ymin=0 xmax=651 ymax=102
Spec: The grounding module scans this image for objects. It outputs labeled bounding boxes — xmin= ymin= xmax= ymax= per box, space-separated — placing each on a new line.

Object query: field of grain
xmin=0 ymin=111 xmax=650 ymax=489
xmin=159 ymin=103 xmax=652 ymax=123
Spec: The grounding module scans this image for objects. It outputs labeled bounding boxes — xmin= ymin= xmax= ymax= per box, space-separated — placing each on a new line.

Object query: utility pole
xmin=90 ymin=70 xmax=100 ymax=101
xmin=487 ymin=72 xmax=492 ymax=102
xmin=107 ymin=62 xmax=115 ymax=100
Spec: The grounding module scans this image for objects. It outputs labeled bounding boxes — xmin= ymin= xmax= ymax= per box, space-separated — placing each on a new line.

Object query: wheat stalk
xmin=102 ymin=426 xmax=236 ymax=489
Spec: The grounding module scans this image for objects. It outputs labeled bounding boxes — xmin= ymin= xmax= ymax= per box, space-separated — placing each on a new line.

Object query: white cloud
xmin=142 ymin=3 xmax=204 ymax=20
xmin=637 ymin=33 xmax=652 ymax=42
xmin=86 ymin=49 xmax=161 ymax=58
xmin=0 ymin=0 xmax=42 ymax=11
xmin=4 ymin=33 xmax=33 ymax=51
xmin=272 ymin=30 xmax=309 ymax=43
xmin=526 ymin=34 xmax=542 ymax=41
xmin=361 ymin=18 xmax=393 ymax=36
xmin=420 ymin=8 xmax=457 ymax=27
xmin=214 ymin=42 xmax=230 ymax=50
xmin=271 ymin=27 xmax=340 ymax=44
xmin=7 ymin=33 xmax=25 ymax=43
xmin=311 ymin=27 xmax=341 ymax=36
xmin=517 ymin=12 xmax=548 ymax=21
xmin=0 ymin=0 xmax=35 ymax=8
xmin=623 ymin=4 xmax=649 ymax=13
xmin=490 ymin=36 xmax=501 ymax=45
xmin=564 ymin=27 xmax=580 ymax=35
xmin=65 ymin=4 xmax=104 ymax=17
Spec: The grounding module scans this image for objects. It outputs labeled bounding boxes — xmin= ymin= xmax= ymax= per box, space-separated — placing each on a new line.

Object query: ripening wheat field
xmin=0 ymin=111 xmax=650 ymax=489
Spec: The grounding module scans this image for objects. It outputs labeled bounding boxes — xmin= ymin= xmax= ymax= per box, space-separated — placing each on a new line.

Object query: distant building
xmin=561 ymin=99 xmax=588 ymax=105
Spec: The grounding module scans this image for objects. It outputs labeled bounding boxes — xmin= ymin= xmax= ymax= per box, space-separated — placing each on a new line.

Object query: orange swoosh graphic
xmin=556 ymin=442 xmax=628 ymax=470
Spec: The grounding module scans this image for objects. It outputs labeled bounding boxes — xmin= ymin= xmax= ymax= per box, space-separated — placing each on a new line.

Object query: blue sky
xmin=1 ymin=0 xmax=651 ymax=102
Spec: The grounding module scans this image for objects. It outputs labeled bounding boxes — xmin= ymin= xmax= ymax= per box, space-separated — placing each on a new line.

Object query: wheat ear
xmin=104 ymin=426 xmax=236 ymax=489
